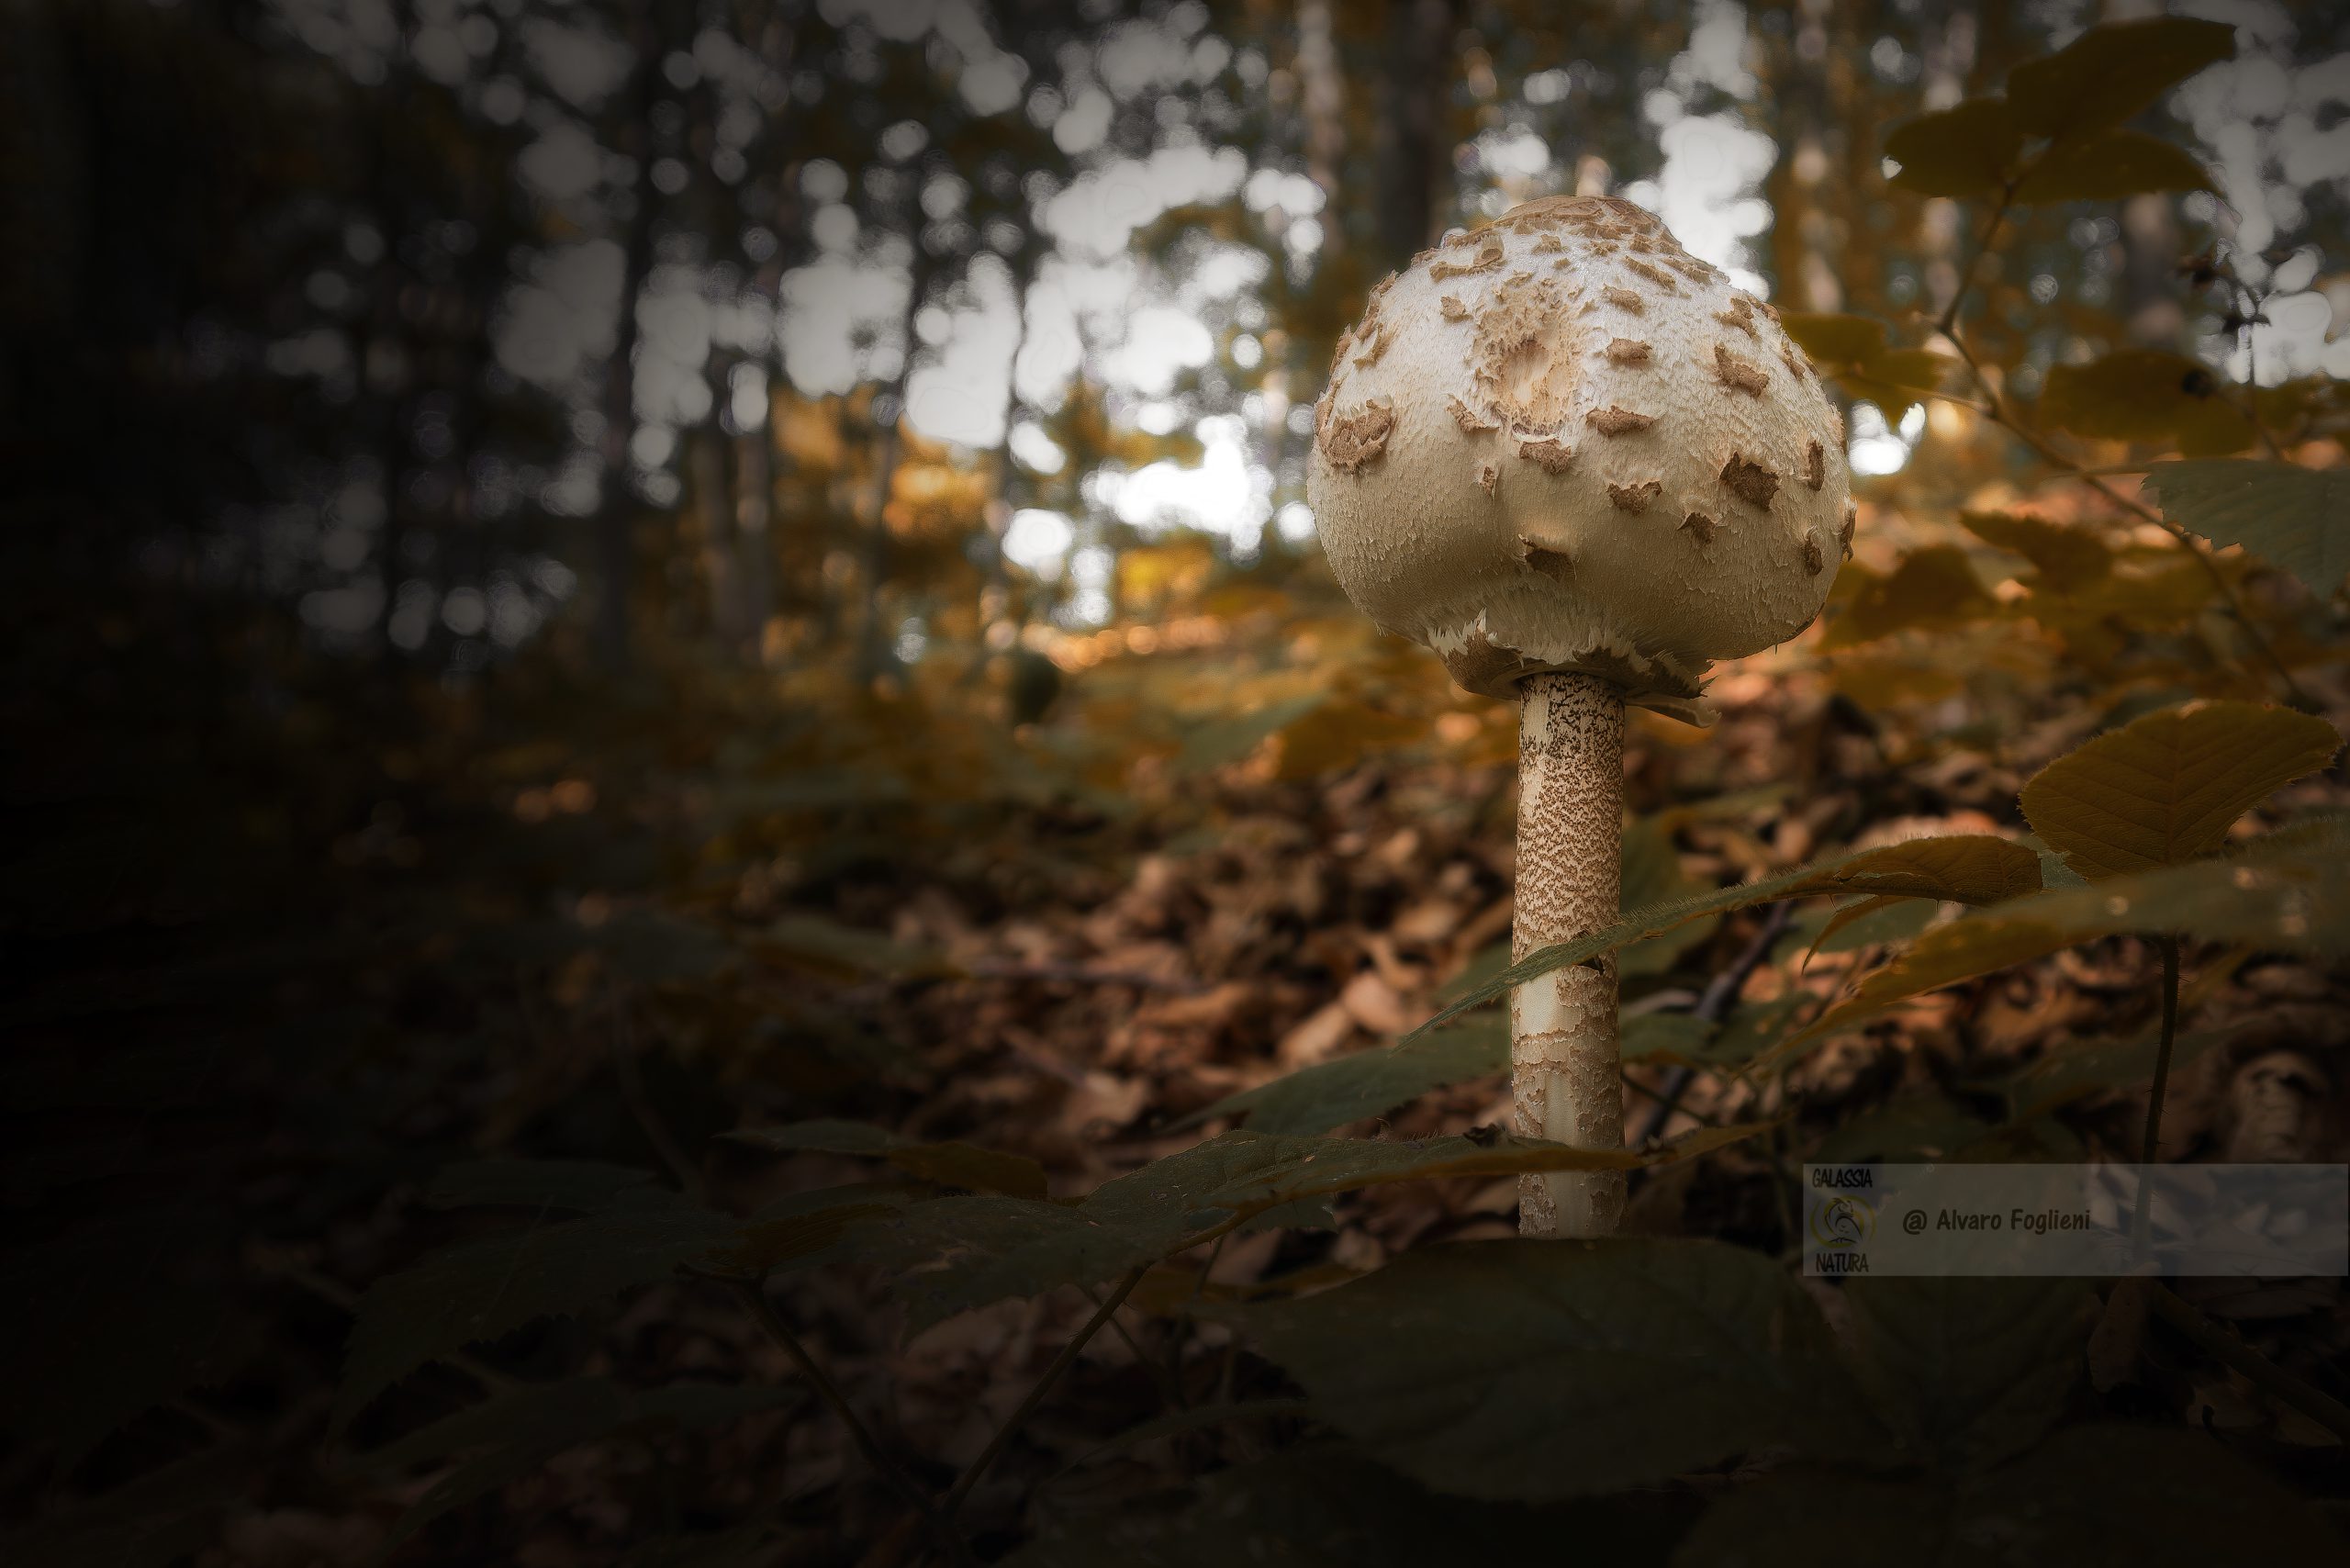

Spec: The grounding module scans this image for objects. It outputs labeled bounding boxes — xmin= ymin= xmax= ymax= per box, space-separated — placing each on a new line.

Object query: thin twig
xmin=2148 ymin=1286 xmax=2350 ymax=1444
xmin=1633 ymin=902 xmax=1796 ymax=1148
xmin=729 ymin=1280 xmax=972 ymax=1568
xmin=1078 ymin=1278 xmax=1184 ymax=1408
xmin=944 ymin=1263 xmax=1150 ymax=1518
xmin=1938 ymin=327 xmax=2311 ymax=709
xmin=1935 ymin=185 xmax=2015 ymax=340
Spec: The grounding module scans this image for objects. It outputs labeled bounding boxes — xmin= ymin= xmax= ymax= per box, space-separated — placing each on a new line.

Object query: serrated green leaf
xmin=2020 ymin=700 xmax=2341 ymax=879
xmin=335 ymin=1205 xmax=744 ymax=1430
xmin=1774 ymin=843 xmax=2350 ymax=1060
xmin=1673 ymin=1425 xmax=2337 ymax=1568
xmin=1248 ymin=1238 xmax=1877 ymax=1502
xmin=2014 ymin=128 xmax=2213 ymax=204
xmin=0 ymin=1211 xmax=252 ymax=1467
xmin=361 ymin=1378 xmax=790 ymax=1547
xmin=1619 ymin=1010 xmax=1722 ymax=1065
xmin=1178 ymin=694 xmax=1326 ymax=774
xmin=1407 ymin=836 xmax=2040 ymax=1039
xmin=2144 ymin=458 xmax=2350 ymax=595
xmin=2007 ymin=17 xmax=2235 ymax=142
xmin=1960 ymin=510 xmax=2112 ymax=593
xmin=722 ymin=1120 xmax=1046 ymax=1197
xmin=1823 ymin=546 xmax=1998 ymax=645
xmin=1007 ymin=1446 xmax=1651 ymax=1566
xmin=1884 ymin=97 xmax=2023 ymax=197
xmin=426 ymin=1159 xmax=665 ymax=1213
xmin=2039 ymin=351 xmax=2250 ymax=453
xmin=1182 ymin=1018 xmax=1509 ymax=1136
xmin=1811 ymin=1090 xmax=1990 ymax=1161
xmin=1997 ymin=1025 xmax=2235 ymax=1123
xmin=1780 ymin=311 xmax=1888 ymax=364
xmin=1841 ymin=1277 xmax=2095 ymax=1471
xmin=854 ymin=1126 xmax=1764 ymax=1333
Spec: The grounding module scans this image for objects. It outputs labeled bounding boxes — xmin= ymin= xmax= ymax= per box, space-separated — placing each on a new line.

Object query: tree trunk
xmin=595 ymin=0 xmax=660 ymax=672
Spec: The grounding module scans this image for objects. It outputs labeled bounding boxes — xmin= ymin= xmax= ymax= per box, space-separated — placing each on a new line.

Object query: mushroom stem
xmin=1511 ymin=670 xmax=1626 ymax=1238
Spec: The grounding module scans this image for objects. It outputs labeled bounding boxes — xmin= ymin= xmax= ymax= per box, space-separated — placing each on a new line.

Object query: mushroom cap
xmin=1305 ymin=196 xmax=1851 ymax=722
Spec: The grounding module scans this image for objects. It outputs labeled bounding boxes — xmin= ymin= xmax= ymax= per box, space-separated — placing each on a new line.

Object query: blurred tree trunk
xmin=1374 ymin=0 xmax=1458 ymax=270
xmin=858 ymin=245 xmax=938 ymax=679
xmin=734 ymin=413 xmax=774 ymax=655
xmin=689 ymin=418 xmax=746 ymax=650
xmin=596 ymin=0 xmax=661 ymax=673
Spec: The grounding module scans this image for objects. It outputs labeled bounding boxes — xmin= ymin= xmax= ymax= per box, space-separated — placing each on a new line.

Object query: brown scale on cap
xmin=1534 ymin=233 xmax=1564 ymax=253
xmin=1429 ymin=234 xmax=1505 ymax=280
xmin=1803 ymin=440 xmax=1826 ymax=490
xmin=1586 ymin=406 xmax=1654 ymax=436
xmin=1681 ymin=510 xmax=1719 ymax=544
xmin=1608 ymin=479 xmax=1662 ymax=512
xmin=1715 ymin=296 xmax=1757 ymax=336
xmin=1840 ymin=502 xmax=1859 ymax=558
xmin=1804 ymin=536 xmax=1826 ymax=576
xmin=1321 ymin=397 xmax=1396 ymax=474
xmin=1447 ymin=393 xmax=1501 ymax=433
xmin=1602 ymin=286 xmax=1643 ymax=313
xmin=1605 ymin=338 xmax=1652 ymax=365
xmin=1715 ymin=344 xmax=1769 ymax=396
xmin=1472 ymin=271 xmax=1583 ymax=432
xmin=1720 ymin=452 xmax=1779 ymax=508
xmin=1622 ymin=257 xmax=1678 ymax=292
xmin=1778 ymin=340 xmax=1809 ymax=381
xmin=1351 ymin=318 xmax=1394 ymax=368
xmin=1439 ymin=294 xmax=1470 ymax=320
xmin=1519 ymin=539 xmax=1572 ymax=580
xmin=1516 ymin=434 xmax=1575 ymax=474
xmin=1476 ymin=462 xmax=1498 ymax=495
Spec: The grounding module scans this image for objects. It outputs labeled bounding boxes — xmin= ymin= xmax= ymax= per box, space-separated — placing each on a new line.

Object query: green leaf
xmin=1823 ymin=546 xmax=1998 ymax=645
xmin=1812 ymin=1090 xmax=1990 ymax=1161
xmin=1884 ymin=97 xmax=2023 ymax=197
xmin=2014 ymin=128 xmax=2213 ymax=204
xmin=717 ymin=1182 xmax=928 ymax=1274
xmin=2038 ymin=351 xmax=2250 ymax=454
xmin=1841 ymin=1277 xmax=2095 ymax=1471
xmin=1673 ymin=1425 xmax=2339 ymax=1568
xmin=1619 ymin=1011 xmax=1723 ymax=1065
xmin=1960 ymin=510 xmax=2112 ymax=593
xmin=2007 ymin=17 xmax=2236 ymax=142
xmin=2020 ymin=700 xmax=2341 ymax=879
xmin=360 ymin=1378 xmax=790 ymax=1547
xmin=426 ymin=1159 xmax=665 ymax=1214
xmin=853 ymin=1126 xmax=1763 ymax=1333
xmin=1177 ymin=694 xmax=1326 ymax=774
xmin=0 ymin=1211 xmax=252 ymax=1467
xmin=1774 ymin=842 xmax=2350 ymax=1059
xmin=1406 ymin=836 xmax=2041 ymax=1039
xmin=2144 ymin=457 xmax=2350 ymax=595
xmin=1247 ymin=1238 xmax=1874 ymax=1502
xmin=1182 ymin=1018 xmax=1509 ymax=1135
xmin=1779 ymin=311 xmax=1888 ymax=364
xmin=721 ymin=1120 xmax=1047 ymax=1198
xmin=335 ymin=1203 xmax=744 ymax=1429
xmin=1007 ymin=1446 xmax=1660 ymax=1566
xmin=1997 ymin=1025 xmax=2236 ymax=1123
xmin=5 ymin=1447 xmax=246 ymax=1568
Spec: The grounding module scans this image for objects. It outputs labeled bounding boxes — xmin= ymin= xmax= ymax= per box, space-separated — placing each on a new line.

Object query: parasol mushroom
xmin=1305 ymin=196 xmax=1852 ymax=1238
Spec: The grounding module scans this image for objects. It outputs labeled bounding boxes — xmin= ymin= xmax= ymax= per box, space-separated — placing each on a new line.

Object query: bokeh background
xmin=10 ymin=2 xmax=2350 ymax=1563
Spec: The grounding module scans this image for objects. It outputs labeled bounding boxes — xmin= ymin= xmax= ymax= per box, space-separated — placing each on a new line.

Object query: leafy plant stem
xmin=2148 ymin=1285 xmax=2350 ymax=1443
xmin=943 ymin=1262 xmax=1150 ymax=1518
xmin=728 ymin=1279 xmax=968 ymax=1567
xmin=1935 ymin=185 xmax=2014 ymax=340
xmin=1940 ymin=328 xmax=2311 ymax=708
xmin=2130 ymin=936 xmax=2182 ymax=1260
